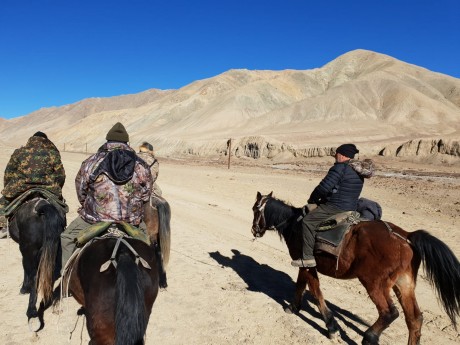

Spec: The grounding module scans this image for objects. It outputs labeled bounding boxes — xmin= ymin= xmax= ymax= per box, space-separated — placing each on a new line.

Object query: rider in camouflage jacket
xmin=2 ymin=131 xmax=65 ymax=201
xmin=75 ymin=123 xmax=152 ymax=226
xmin=76 ymin=140 xmax=153 ymax=225
xmin=61 ymin=122 xmax=152 ymax=268
xmin=137 ymin=141 xmax=162 ymax=197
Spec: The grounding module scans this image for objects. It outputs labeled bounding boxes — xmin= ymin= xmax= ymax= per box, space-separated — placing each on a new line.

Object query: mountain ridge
xmin=1 ymin=49 xmax=459 ymax=160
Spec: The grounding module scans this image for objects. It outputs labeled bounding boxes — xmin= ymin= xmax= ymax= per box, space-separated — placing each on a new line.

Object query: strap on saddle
xmin=99 ymin=236 xmax=152 ymax=272
xmin=317 ymin=211 xmax=359 ymax=231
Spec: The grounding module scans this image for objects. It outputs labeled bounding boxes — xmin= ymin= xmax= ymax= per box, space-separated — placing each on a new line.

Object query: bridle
xmin=251 ymin=195 xmax=271 ymax=237
xmin=252 ymin=194 xmax=307 ymax=239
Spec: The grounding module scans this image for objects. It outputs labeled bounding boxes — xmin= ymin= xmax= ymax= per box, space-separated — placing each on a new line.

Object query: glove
xmin=307 ymin=188 xmax=324 ymax=205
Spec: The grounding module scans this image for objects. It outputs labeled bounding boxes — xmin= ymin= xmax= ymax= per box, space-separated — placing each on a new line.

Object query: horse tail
xmin=157 ymin=199 xmax=171 ymax=268
xmin=115 ymin=247 xmax=148 ymax=345
xmin=409 ymin=230 xmax=460 ymax=329
xmin=36 ymin=203 xmax=64 ymax=306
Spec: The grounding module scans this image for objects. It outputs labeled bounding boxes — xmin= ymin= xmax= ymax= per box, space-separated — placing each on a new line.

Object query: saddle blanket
xmin=75 ymin=221 xmax=150 ymax=247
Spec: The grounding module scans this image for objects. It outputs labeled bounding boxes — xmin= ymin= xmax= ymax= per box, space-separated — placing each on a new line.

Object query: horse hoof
xmin=329 ymin=330 xmax=341 ymax=343
xmin=284 ymin=304 xmax=299 ymax=314
xmin=28 ymin=317 xmax=41 ymax=332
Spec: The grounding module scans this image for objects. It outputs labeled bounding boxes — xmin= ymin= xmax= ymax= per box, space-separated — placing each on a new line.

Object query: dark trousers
xmin=301 ymin=203 xmax=343 ymax=259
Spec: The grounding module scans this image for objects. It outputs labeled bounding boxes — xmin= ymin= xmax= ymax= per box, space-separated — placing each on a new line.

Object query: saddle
xmin=61 ymin=227 xmax=153 ymax=298
xmin=314 ymin=211 xmax=361 ymax=258
xmin=75 ymin=221 xmax=150 ymax=247
xmin=2 ymin=188 xmax=68 ymax=217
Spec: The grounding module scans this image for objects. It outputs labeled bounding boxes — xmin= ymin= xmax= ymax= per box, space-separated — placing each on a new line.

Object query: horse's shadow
xmin=209 ymin=249 xmax=369 ymax=344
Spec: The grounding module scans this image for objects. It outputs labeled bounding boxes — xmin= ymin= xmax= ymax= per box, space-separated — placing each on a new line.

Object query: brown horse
xmin=251 ymin=192 xmax=460 ymax=345
xmin=64 ymin=198 xmax=171 ymax=345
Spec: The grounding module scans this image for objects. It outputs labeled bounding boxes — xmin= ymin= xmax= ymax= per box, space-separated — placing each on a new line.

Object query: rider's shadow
xmin=209 ymin=249 xmax=293 ymax=305
xmin=209 ymin=249 xmax=367 ymax=344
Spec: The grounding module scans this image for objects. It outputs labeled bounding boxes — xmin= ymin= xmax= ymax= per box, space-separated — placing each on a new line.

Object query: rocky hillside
xmin=1 ymin=49 xmax=459 ymax=160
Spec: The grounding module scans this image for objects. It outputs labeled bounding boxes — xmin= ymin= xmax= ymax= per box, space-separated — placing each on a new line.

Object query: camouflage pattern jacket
xmin=2 ymin=136 xmax=66 ymax=200
xmin=137 ymin=152 xmax=159 ymax=181
xmin=137 ymin=151 xmax=162 ymax=196
xmin=76 ymin=142 xmax=152 ymax=225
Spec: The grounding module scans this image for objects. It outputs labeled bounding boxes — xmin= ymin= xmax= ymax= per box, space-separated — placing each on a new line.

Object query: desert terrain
xmin=0 ymin=146 xmax=459 ymax=345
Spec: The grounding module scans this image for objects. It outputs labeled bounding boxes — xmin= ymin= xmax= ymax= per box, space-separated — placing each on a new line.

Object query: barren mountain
xmin=1 ymin=49 xmax=459 ymax=160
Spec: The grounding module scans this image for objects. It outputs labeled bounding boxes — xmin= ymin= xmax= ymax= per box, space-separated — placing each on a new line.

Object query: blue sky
xmin=0 ymin=0 xmax=459 ymax=119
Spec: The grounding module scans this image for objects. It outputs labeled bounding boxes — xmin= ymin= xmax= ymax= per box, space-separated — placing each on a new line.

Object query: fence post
xmin=227 ymin=139 xmax=232 ymax=169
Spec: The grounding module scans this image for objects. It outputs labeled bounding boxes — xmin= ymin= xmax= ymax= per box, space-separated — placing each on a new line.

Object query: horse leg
xmin=26 ymin=280 xmax=44 ymax=331
xmin=393 ymin=274 xmax=423 ymax=345
xmin=20 ymin=268 xmax=32 ymax=294
xmin=19 ymin=246 xmax=43 ymax=330
xmin=285 ymin=267 xmax=308 ymax=314
xmin=361 ymin=279 xmax=400 ymax=345
xmin=86 ymin=310 xmax=115 ymax=345
xmin=20 ymin=251 xmax=37 ymax=294
xmin=306 ymin=268 xmax=340 ymax=339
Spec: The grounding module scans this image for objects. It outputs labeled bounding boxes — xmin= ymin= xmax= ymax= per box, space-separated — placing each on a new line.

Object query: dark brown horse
xmin=8 ymin=197 xmax=66 ymax=331
xmin=64 ymin=198 xmax=171 ymax=345
xmin=251 ymin=192 xmax=460 ymax=345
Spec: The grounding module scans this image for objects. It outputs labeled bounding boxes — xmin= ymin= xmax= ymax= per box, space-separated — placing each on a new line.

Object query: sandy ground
xmin=0 ymin=150 xmax=459 ymax=345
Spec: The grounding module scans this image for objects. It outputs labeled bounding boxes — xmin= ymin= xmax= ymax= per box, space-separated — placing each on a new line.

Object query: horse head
xmin=251 ymin=191 xmax=273 ymax=238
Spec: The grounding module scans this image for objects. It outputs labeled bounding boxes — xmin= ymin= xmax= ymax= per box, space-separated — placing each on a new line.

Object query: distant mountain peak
xmin=1 ymin=49 xmax=459 ymax=158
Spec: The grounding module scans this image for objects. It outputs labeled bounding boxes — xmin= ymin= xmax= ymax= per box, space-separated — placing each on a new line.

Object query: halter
xmin=252 ymin=196 xmax=270 ymax=237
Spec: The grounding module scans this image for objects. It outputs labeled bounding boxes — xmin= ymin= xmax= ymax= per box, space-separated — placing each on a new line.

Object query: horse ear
xmin=256 ymin=191 xmax=261 ymax=200
xmin=268 ymin=191 xmax=273 ymax=197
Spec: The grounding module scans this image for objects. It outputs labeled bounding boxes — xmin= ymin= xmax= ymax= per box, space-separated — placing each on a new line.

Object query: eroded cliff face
xmin=379 ymin=139 xmax=460 ymax=157
xmin=162 ymin=136 xmax=335 ymax=160
xmin=165 ymin=136 xmax=459 ymax=162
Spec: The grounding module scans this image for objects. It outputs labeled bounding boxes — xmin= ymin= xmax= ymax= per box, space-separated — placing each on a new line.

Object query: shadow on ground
xmin=209 ymin=249 xmax=370 ymax=344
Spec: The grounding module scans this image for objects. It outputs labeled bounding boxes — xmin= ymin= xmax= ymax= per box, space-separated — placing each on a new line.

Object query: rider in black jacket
xmin=292 ymin=143 xmax=363 ymax=268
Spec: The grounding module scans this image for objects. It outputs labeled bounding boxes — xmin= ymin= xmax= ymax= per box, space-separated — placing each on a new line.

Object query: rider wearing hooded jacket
xmin=60 ymin=122 xmax=152 ymax=268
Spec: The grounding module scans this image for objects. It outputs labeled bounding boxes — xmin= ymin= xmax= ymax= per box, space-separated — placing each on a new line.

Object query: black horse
xmin=8 ymin=197 xmax=66 ymax=331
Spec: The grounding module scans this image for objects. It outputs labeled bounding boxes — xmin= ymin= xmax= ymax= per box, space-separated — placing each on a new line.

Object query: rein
xmin=270 ymin=206 xmax=307 ymax=230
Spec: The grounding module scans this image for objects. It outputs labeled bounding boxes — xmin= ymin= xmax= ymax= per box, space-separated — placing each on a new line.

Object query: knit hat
xmin=335 ymin=143 xmax=359 ymax=159
xmin=33 ymin=131 xmax=48 ymax=139
xmin=139 ymin=141 xmax=153 ymax=153
xmin=106 ymin=122 xmax=129 ymax=142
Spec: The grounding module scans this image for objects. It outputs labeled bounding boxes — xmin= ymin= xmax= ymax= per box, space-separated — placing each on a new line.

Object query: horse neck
xmin=265 ymin=199 xmax=300 ymax=238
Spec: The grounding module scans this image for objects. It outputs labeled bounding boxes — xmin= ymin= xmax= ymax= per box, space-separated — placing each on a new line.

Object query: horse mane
xmin=265 ymin=196 xmax=302 ymax=240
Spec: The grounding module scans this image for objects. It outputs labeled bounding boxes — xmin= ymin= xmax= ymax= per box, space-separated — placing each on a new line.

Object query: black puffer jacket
xmin=308 ymin=162 xmax=364 ymax=211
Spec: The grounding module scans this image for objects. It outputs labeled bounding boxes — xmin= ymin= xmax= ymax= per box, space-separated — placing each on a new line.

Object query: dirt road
xmin=1 ymin=151 xmax=459 ymax=344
